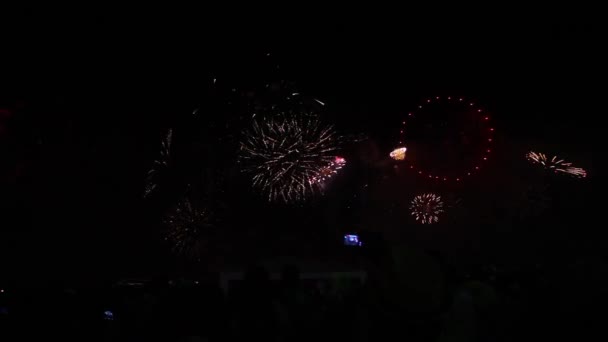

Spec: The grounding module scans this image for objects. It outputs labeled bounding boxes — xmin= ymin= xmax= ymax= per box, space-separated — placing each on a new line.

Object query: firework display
xmin=144 ymin=129 xmax=173 ymax=198
xmin=526 ymin=151 xmax=587 ymax=178
xmin=163 ymin=198 xmax=215 ymax=258
xmin=310 ymin=156 xmax=346 ymax=186
xmin=397 ymin=96 xmax=494 ymax=183
xmin=410 ymin=193 xmax=444 ymax=224
xmin=239 ymin=115 xmax=340 ymax=202
xmin=390 ymin=147 xmax=407 ymax=161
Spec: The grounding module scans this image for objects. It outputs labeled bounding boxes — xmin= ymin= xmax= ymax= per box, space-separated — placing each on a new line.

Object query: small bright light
xmin=483 ymin=157 xmax=487 ymax=160
xmin=490 ymin=128 xmax=494 ymax=131
xmin=488 ymin=138 xmax=493 ymax=142
xmin=484 ymin=116 xmax=489 ymax=120
xmin=456 ymin=178 xmax=460 ymax=181
xmin=475 ymin=166 xmax=479 ymax=169
xmin=390 ymin=147 xmax=407 ymax=161
xmin=487 ymin=149 xmax=491 ymax=153
xmin=478 ymin=109 xmax=482 ymax=112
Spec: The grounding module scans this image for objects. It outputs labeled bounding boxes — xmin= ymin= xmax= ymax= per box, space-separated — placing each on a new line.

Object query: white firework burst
xmin=239 ymin=115 xmax=340 ymax=203
xmin=410 ymin=193 xmax=444 ymax=224
xmin=526 ymin=151 xmax=587 ymax=178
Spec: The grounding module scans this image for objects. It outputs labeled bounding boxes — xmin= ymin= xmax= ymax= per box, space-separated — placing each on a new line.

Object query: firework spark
xmin=410 ymin=193 xmax=444 ymax=224
xmin=310 ymin=156 xmax=346 ymax=186
xmin=239 ymin=115 xmax=340 ymax=202
xmin=390 ymin=147 xmax=407 ymax=161
xmin=526 ymin=151 xmax=587 ymax=178
xmin=144 ymin=129 xmax=173 ymax=198
xmin=163 ymin=198 xmax=214 ymax=258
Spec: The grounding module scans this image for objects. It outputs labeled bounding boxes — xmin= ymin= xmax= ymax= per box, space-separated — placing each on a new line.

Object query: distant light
xmin=483 ymin=157 xmax=487 ymax=160
xmin=104 ymin=310 xmax=114 ymax=321
xmin=456 ymin=178 xmax=460 ymax=181
xmin=475 ymin=166 xmax=479 ymax=169
xmin=490 ymin=128 xmax=494 ymax=131
xmin=470 ymin=103 xmax=474 ymax=106
xmin=344 ymin=234 xmax=362 ymax=246
xmin=487 ymin=149 xmax=491 ymax=153
xmin=484 ymin=116 xmax=489 ymax=120
xmin=390 ymin=147 xmax=407 ymax=161
xmin=488 ymin=138 xmax=493 ymax=142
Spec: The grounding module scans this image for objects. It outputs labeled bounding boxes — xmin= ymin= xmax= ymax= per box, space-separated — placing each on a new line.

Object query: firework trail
xmin=144 ymin=129 xmax=172 ymax=198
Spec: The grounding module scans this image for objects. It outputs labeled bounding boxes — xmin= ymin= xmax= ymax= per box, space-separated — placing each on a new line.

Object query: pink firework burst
xmin=310 ymin=156 xmax=346 ymax=186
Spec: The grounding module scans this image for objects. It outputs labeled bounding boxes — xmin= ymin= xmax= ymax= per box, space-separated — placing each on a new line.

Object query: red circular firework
xmin=394 ymin=96 xmax=494 ymax=183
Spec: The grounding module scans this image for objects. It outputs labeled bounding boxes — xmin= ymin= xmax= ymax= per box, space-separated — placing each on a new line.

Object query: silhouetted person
xmin=232 ymin=266 xmax=277 ymax=341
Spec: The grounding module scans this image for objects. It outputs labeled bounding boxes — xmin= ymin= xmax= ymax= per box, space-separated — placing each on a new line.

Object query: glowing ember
xmin=390 ymin=147 xmax=407 ymax=161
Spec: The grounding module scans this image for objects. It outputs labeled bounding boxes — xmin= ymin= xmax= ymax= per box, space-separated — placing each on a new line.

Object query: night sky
xmin=1 ymin=10 xmax=599 ymax=283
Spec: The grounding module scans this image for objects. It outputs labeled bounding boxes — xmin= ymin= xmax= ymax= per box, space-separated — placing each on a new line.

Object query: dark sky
xmin=1 ymin=10 xmax=599 ymax=281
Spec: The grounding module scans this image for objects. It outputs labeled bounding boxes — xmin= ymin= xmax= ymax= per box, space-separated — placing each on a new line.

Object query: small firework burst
xmin=410 ymin=193 xmax=444 ymax=224
xmin=144 ymin=129 xmax=173 ymax=198
xmin=163 ymin=198 xmax=215 ymax=258
xmin=390 ymin=147 xmax=407 ymax=161
xmin=239 ymin=114 xmax=340 ymax=202
xmin=310 ymin=156 xmax=346 ymax=186
xmin=526 ymin=151 xmax=587 ymax=178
